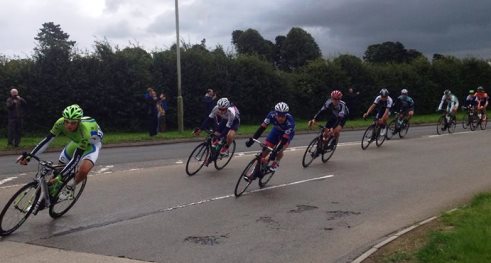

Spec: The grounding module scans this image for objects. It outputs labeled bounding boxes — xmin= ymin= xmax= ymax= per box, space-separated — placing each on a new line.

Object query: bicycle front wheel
xmin=185 ymin=143 xmax=210 ymax=176
xmin=49 ymin=177 xmax=87 ymax=219
xmin=462 ymin=114 xmax=469 ymax=129
xmin=361 ymin=125 xmax=375 ymax=150
xmin=0 ymin=182 xmax=39 ymax=236
xmin=214 ymin=140 xmax=236 ymax=170
xmin=399 ymin=122 xmax=410 ymax=138
xmin=321 ymin=137 xmax=336 ymax=163
xmin=436 ymin=116 xmax=445 ymax=135
xmin=234 ymin=158 xmax=257 ymax=197
xmin=302 ymin=137 xmax=319 ymax=167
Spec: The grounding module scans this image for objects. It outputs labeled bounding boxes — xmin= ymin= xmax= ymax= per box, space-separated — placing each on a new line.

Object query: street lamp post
xmin=175 ymin=0 xmax=184 ymax=132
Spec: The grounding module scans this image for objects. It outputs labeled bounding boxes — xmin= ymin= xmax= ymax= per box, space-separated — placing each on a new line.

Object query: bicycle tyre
xmin=447 ymin=118 xmax=456 ymax=133
xmin=361 ymin=125 xmax=375 ymax=150
xmin=321 ymin=137 xmax=336 ymax=163
xmin=0 ymin=182 xmax=39 ymax=236
xmin=302 ymin=137 xmax=319 ymax=167
xmin=386 ymin=119 xmax=397 ymax=140
xmin=436 ymin=116 xmax=445 ymax=135
xmin=185 ymin=143 xmax=209 ymax=176
xmin=399 ymin=121 xmax=410 ymax=138
xmin=234 ymin=158 xmax=257 ymax=197
xmin=258 ymin=169 xmax=275 ymax=188
xmin=376 ymin=126 xmax=387 ymax=147
xmin=49 ymin=177 xmax=87 ymax=219
xmin=462 ymin=114 xmax=469 ymax=129
xmin=214 ymin=140 xmax=236 ymax=170
xmin=480 ymin=114 xmax=487 ymax=130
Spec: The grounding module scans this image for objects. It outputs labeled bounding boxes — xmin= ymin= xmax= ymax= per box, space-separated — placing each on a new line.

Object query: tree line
xmin=1 ymin=22 xmax=490 ymax=133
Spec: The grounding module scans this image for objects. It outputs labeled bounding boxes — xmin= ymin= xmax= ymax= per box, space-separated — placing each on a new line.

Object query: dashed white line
xmin=0 ymin=177 xmax=17 ymax=186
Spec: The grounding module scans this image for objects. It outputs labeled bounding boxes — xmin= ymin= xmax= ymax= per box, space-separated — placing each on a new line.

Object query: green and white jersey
xmin=50 ymin=116 xmax=103 ymax=150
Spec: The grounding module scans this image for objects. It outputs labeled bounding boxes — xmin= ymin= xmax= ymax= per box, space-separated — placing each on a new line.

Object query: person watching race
xmin=17 ymin=104 xmax=103 ymax=199
xmin=308 ymin=90 xmax=349 ymax=150
xmin=474 ymin=86 xmax=488 ymax=120
xmin=437 ymin=89 xmax=459 ymax=130
xmin=194 ymin=97 xmax=240 ymax=156
xmin=363 ymin=88 xmax=393 ymax=136
xmin=245 ymin=102 xmax=295 ymax=175
xmin=393 ymin=89 xmax=415 ymax=121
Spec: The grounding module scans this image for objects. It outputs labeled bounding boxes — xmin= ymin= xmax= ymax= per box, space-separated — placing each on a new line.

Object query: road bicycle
xmin=0 ymin=153 xmax=86 ymax=236
xmin=436 ymin=110 xmax=457 ymax=135
xmin=462 ymin=106 xmax=478 ymax=131
xmin=234 ymin=138 xmax=275 ymax=197
xmin=185 ymin=130 xmax=236 ymax=176
xmin=361 ymin=117 xmax=388 ymax=150
xmin=386 ymin=112 xmax=410 ymax=139
xmin=302 ymin=125 xmax=337 ymax=167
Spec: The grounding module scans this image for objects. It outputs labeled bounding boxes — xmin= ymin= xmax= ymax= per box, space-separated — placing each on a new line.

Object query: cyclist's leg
xmin=407 ymin=109 xmax=414 ymax=121
xmin=225 ymin=118 xmax=240 ymax=146
xmin=74 ymin=142 xmax=101 ymax=185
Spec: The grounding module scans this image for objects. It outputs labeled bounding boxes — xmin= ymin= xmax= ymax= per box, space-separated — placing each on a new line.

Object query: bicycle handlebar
xmin=251 ymin=138 xmax=274 ymax=151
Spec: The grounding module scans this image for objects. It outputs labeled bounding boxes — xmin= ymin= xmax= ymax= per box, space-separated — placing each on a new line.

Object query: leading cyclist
xmin=17 ymin=104 xmax=103 ymax=199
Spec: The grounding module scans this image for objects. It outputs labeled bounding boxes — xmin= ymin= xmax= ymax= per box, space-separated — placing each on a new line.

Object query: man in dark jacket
xmin=6 ymin=87 xmax=27 ymax=147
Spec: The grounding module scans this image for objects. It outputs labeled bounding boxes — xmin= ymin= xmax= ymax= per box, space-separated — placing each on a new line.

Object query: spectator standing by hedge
xmin=6 ymin=87 xmax=27 ymax=147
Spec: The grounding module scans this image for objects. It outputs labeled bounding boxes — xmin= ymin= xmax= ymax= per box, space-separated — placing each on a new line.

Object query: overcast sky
xmin=1 ymin=0 xmax=491 ymax=59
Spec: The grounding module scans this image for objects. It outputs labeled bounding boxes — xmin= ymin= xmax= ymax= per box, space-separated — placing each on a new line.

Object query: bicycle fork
xmin=32 ymin=179 xmax=52 ymax=215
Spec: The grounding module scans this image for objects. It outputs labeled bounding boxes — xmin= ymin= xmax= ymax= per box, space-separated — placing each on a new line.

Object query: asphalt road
xmin=1 ymin=124 xmax=490 ymax=262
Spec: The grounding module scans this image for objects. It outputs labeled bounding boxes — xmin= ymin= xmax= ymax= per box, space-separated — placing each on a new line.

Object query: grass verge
xmin=365 ymin=192 xmax=491 ymax=263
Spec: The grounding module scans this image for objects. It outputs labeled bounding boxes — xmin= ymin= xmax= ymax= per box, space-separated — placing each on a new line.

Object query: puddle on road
xmin=326 ymin=210 xmax=361 ymax=221
xmin=288 ymin=204 xmax=319 ymax=213
xmin=184 ymin=234 xmax=229 ymax=246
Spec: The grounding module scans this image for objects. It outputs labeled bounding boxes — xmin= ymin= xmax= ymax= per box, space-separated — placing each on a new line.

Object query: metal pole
xmin=175 ymin=0 xmax=184 ymax=132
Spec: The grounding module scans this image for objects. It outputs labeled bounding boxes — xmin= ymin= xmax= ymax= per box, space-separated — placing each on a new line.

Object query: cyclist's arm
xmin=30 ymin=133 xmax=56 ymax=157
xmin=438 ymin=95 xmax=445 ymax=110
xmin=312 ymin=102 xmax=329 ymax=122
xmin=252 ymin=124 xmax=267 ymax=139
xmin=365 ymin=103 xmax=376 ymax=116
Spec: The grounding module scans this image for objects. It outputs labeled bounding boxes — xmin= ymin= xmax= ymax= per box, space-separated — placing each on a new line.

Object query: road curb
xmin=351 ymin=216 xmax=438 ymax=263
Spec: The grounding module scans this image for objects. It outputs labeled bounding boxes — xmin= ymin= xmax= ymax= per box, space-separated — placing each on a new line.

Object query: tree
xmin=279 ymin=27 xmax=321 ymax=70
xmin=231 ymin=29 xmax=273 ymax=61
xmin=34 ymin=22 xmax=76 ymax=61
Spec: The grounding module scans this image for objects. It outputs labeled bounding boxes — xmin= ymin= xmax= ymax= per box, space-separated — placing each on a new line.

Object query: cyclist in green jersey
xmin=17 ymin=104 xmax=103 ymax=198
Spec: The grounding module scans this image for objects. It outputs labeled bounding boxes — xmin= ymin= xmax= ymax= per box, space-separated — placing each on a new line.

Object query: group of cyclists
xmin=14 ymin=85 xmax=488 ymax=199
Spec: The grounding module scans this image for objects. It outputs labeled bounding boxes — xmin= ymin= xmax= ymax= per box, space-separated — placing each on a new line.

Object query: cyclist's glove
xmin=245 ymin=138 xmax=254 ymax=148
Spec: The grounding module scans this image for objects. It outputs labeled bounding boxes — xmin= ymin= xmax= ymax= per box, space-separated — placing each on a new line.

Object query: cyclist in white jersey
xmin=194 ymin=97 xmax=240 ymax=155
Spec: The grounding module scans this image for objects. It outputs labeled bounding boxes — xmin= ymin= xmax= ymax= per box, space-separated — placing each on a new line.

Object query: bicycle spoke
xmin=0 ymin=182 xmax=39 ymax=236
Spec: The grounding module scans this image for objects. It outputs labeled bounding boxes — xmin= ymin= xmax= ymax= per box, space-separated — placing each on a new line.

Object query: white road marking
xmin=160 ymin=174 xmax=334 ymax=212
xmin=0 ymin=177 xmax=17 ymax=186
xmin=96 ymin=165 xmax=114 ymax=174
xmin=176 ymin=160 xmax=183 ymax=164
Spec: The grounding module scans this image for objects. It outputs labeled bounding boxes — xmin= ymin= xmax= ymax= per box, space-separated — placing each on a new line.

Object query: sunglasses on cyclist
xmin=64 ymin=120 xmax=79 ymax=125
xmin=218 ymin=107 xmax=227 ymax=112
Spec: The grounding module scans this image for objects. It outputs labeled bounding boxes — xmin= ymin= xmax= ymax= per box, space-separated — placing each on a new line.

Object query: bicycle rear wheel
xmin=361 ymin=125 xmax=375 ymax=150
xmin=436 ymin=116 xmax=446 ymax=135
xmin=480 ymin=114 xmax=487 ymax=130
xmin=321 ymin=137 xmax=336 ymax=163
xmin=470 ymin=115 xmax=478 ymax=131
xmin=234 ymin=158 xmax=257 ymax=197
xmin=214 ymin=140 xmax=236 ymax=170
xmin=302 ymin=137 xmax=319 ymax=167
xmin=49 ymin=177 xmax=87 ymax=219
xmin=185 ymin=143 xmax=209 ymax=176
xmin=386 ymin=119 xmax=397 ymax=140
xmin=0 ymin=182 xmax=39 ymax=236
xmin=376 ymin=126 xmax=387 ymax=147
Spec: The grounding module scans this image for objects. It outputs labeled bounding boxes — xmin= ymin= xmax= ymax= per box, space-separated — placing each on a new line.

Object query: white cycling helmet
xmin=274 ymin=102 xmax=289 ymax=113
xmin=217 ymin=98 xmax=230 ymax=109
xmin=401 ymin=89 xmax=408 ymax=95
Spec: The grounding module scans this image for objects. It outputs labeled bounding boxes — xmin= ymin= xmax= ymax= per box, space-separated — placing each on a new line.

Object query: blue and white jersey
xmin=263 ymin=111 xmax=295 ymax=137
xmin=208 ymin=105 xmax=240 ymax=129
xmin=373 ymin=95 xmax=393 ymax=110
xmin=313 ymin=99 xmax=349 ymax=121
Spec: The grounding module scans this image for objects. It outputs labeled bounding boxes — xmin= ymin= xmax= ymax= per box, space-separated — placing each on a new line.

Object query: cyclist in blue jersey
xmin=17 ymin=104 xmax=103 ymax=199
xmin=363 ymin=89 xmax=393 ymax=136
xmin=245 ymin=102 xmax=295 ymax=172
xmin=308 ymin=90 xmax=349 ymax=149
xmin=194 ymin=97 xmax=240 ymax=155
xmin=393 ymin=89 xmax=415 ymax=121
